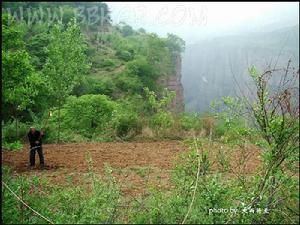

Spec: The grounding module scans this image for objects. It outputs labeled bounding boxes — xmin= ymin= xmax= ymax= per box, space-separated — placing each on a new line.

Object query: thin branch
xmin=181 ymin=136 xmax=202 ymax=224
xmin=2 ymin=181 xmax=55 ymax=224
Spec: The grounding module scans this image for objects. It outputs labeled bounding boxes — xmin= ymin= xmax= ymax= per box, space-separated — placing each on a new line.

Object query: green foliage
xmin=144 ymin=87 xmax=176 ymax=113
xmin=1 ymin=5 xmax=298 ymax=222
xmin=43 ymin=21 xmax=90 ymax=105
xmin=165 ymin=33 xmax=185 ymax=54
xmin=2 ymin=14 xmax=43 ymax=122
xmin=60 ymin=94 xmax=117 ymax=136
xmin=149 ymin=111 xmax=174 ymax=133
xmin=42 ymin=20 xmax=90 ymax=142
xmin=115 ymin=72 xmax=143 ymax=94
xmin=2 ymin=14 xmax=24 ymax=49
xmin=143 ymin=87 xmax=176 ymax=136
xmin=2 ymin=163 xmax=120 ymax=224
xmin=90 ymin=77 xmax=116 ymax=97
xmin=71 ymin=76 xmax=93 ymax=96
xmin=210 ymin=96 xmax=255 ymax=144
xmin=100 ymin=58 xmax=117 ymax=68
xmin=119 ymin=23 xmax=135 ymax=37
xmin=248 ymin=65 xmax=259 ymax=83
xmin=25 ymin=23 xmax=50 ymax=70
xmin=2 ymin=141 xmax=23 ymax=151
xmin=126 ymin=57 xmax=159 ymax=91
xmin=115 ymin=111 xmax=142 ymax=139
xmin=2 ymin=120 xmax=29 ymax=143
xmin=179 ymin=113 xmax=202 ymax=131
xmin=116 ymin=50 xmax=133 ymax=61
xmin=2 ymin=132 xmax=299 ymax=224
xmin=113 ymin=96 xmax=144 ymax=139
xmin=2 ymin=50 xmax=41 ymax=109
xmin=2 ymin=3 xmax=184 ymax=143
xmin=129 ymin=137 xmax=298 ymax=224
xmin=130 ymin=140 xmax=232 ymax=224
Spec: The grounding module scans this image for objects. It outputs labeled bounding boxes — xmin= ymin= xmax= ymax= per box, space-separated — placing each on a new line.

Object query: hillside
xmin=2 ymin=2 xmax=299 ymax=224
xmin=2 ymin=2 xmax=186 ymax=143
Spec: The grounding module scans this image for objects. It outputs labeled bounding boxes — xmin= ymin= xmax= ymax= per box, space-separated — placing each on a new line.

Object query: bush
xmin=115 ymin=111 xmax=142 ymax=139
xmin=149 ymin=111 xmax=174 ymax=136
xmin=2 ymin=163 xmax=120 ymax=224
xmin=126 ymin=57 xmax=159 ymax=90
xmin=2 ymin=140 xmax=23 ymax=151
xmin=91 ymin=77 xmax=116 ymax=97
xmin=45 ymin=95 xmax=117 ymax=142
xmin=212 ymin=117 xmax=253 ymax=145
xmin=91 ymin=55 xmax=117 ymax=70
xmin=100 ymin=58 xmax=116 ymax=67
xmin=116 ymin=50 xmax=133 ymax=61
xmin=2 ymin=120 xmax=29 ymax=143
xmin=179 ymin=113 xmax=201 ymax=131
xmin=115 ymin=73 xmax=143 ymax=94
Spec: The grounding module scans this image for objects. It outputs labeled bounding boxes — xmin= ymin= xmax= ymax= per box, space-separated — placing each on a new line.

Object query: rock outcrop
xmin=159 ymin=54 xmax=185 ymax=112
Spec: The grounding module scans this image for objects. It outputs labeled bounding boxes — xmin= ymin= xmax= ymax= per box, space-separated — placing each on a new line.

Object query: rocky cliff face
xmin=159 ymin=54 xmax=185 ymax=112
xmin=182 ymin=25 xmax=299 ymax=112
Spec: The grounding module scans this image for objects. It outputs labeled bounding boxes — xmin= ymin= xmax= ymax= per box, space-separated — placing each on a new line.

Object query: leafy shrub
xmin=2 ymin=120 xmax=29 ymax=143
xmin=115 ymin=72 xmax=143 ymax=93
xmin=2 ymin=163 xmax=120 ymax=224
xmin=90 ymin=55 xmax=103 ymax=68
xmin=212 ymin=117 xmax=253 ymax=145
xmin=46 ymin=128 xmax=90 ymax=143
xmin=113 ymin=96 xmax=144 ymax=139
xmin=126 ymin=57 xmax=159 ymax=90
xmin=179 ymin=113 xmax=201 ymax=131
xmin=2 ymin=140 xmax=23 ymax=151
xmin=116 ymin=50 xmax=132 ymax=61
xmin=149 ymin=111 xmax=174 ymax=135
xmin=72 ymin=77 xmax=94 ymax=96
xmin=91 ymin=77 xmax=116 ymax=97
xmin=100 ymin=58 xmax=116 ymax=67
xmin=212 ymin=118 xmax=227 ymax=138
xmin=115 ymin=112 xmax=142 ymax=138
xmin=46 ymin=94 xmax=117 ymax=141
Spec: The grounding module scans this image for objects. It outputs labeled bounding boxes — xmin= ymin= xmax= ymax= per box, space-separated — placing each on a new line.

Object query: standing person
xmin=27 ymin=126 xmax=45 ymax=168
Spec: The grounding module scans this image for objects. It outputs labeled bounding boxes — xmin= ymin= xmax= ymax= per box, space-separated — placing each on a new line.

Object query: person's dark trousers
xmin=30 ymin=146 xmax=45 ymax=166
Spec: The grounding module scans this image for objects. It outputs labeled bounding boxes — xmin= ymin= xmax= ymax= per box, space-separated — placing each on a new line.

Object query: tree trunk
xmin=58 ymin=101 xmax=61 ymax=144
xmin=15 ymin=117 xmax=19 ymax=140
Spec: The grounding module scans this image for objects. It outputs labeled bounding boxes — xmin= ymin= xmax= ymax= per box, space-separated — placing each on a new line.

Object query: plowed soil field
xmin=2 ymin=141 xmax=261 ymax=196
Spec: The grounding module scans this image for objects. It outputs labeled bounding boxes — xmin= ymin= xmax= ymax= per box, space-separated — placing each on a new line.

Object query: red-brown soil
xmin=2 ymin=141 xmax=262 ymax=196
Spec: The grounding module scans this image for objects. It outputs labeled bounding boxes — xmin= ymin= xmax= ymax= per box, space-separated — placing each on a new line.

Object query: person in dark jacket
xmin=28 ymin=126 xmax=45 ymax=168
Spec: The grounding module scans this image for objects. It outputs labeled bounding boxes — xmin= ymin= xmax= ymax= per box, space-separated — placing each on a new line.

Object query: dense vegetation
xmin=2 ymin=2 xmax=299 ymax=224
xmin=2 ymin=2 xmax=185 ymax=144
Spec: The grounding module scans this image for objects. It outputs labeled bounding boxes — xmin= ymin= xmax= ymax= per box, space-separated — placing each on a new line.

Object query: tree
xmin=145 ymin=33 xmax=173 ymax=76
xmin=138 ymin=28 xmax=146 ymax=34
xmin=43 ymin=20 xmax=90 ymax=143
xmin=25 ymin=23 xmax=51 ymax=70
xmin=2 ymin=14 xmax=42 ymax=138
xmin=121 ymin=24 xmax=134 ymax=37
xmin=165 ymin=33 xmax=185 ymax=54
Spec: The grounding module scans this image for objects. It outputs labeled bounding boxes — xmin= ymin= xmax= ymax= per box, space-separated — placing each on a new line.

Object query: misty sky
xmin=105 ymin=2 xmax=299 ymax=44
